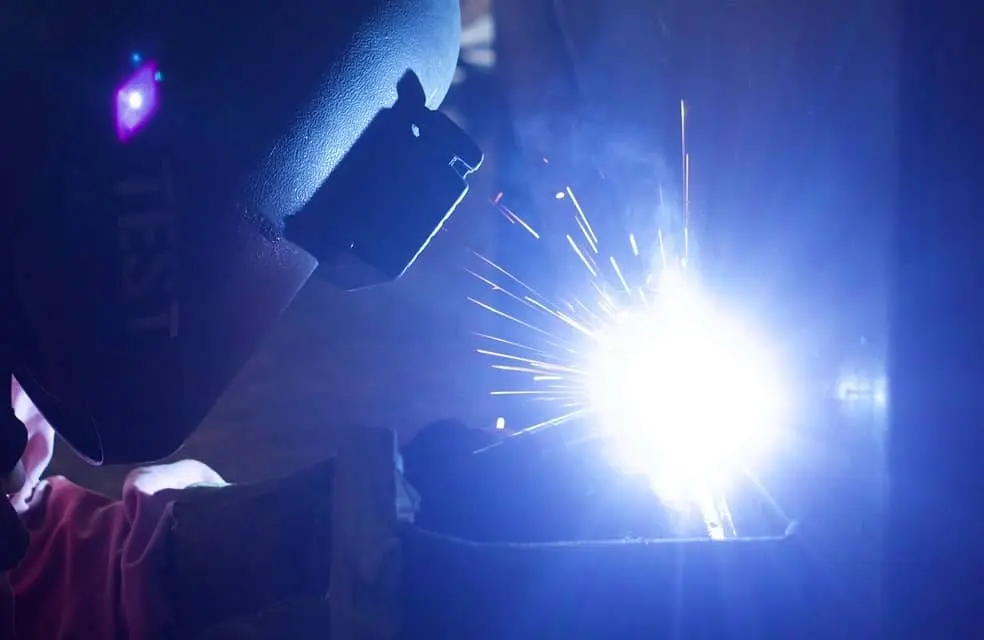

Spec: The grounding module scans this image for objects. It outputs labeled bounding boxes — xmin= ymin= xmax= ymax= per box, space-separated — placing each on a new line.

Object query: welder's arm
xmin=162 ymin=427 xmax=416 ymax=639
xmin=161 ymin=459 xmax=337 ymax=635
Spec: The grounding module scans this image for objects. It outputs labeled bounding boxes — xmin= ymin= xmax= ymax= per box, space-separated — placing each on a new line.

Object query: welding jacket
xmin=5 ymin=458 xmax=335 ymax=639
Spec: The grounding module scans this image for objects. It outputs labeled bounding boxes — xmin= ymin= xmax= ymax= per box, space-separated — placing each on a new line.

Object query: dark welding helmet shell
xmin=0 ymin=0 xmax=462 ymax=464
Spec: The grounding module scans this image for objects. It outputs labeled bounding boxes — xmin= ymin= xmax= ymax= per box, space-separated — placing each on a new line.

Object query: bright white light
xmin=587 ymin=273 xmax=786 ymax=510
xmin=495 ymin=416 xmax=506 ymax=430
xmin=126 ymin=91 xmax=144 ymax=110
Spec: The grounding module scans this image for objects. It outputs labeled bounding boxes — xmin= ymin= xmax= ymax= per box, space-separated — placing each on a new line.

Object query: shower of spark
xmin=470 ymin=101 xmax=788 ymax=540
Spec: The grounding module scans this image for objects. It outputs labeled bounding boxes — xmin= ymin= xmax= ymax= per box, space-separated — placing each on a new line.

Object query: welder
xmin=0 ymin=0 xmax=481 ymax=636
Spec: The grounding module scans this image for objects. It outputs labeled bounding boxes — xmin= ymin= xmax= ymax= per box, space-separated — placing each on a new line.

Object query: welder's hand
xmin=401 ymin=419 xmax=500 ymax=479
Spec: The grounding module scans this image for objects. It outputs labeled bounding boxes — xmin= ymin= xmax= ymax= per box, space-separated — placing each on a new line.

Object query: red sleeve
xmin=6 ymin=476 xmax=180 ymax=639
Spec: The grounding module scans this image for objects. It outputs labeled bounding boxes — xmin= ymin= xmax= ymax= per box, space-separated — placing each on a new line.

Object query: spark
xmin=470 ymin=101 xmax=786 ymax=540
xmin=681 ymin=99 xmax=691 ymax=262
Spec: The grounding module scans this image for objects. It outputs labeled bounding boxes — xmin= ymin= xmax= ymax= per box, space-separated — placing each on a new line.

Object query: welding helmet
xmin=0 ymin=0 xmax=481 ymax=467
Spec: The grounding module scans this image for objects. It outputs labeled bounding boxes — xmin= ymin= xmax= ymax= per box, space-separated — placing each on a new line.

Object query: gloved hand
xmin=401 ymin=419 xmax=499 ymax=479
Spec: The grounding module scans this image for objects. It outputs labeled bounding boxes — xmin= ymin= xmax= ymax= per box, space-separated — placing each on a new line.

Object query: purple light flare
xmin=114 ymin=62 xmax=160 ymax=142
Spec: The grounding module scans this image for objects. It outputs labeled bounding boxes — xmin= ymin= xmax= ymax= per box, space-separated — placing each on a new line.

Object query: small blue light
xmin=154 ymin=70 xmax=164 ymax=83
xmin=130 ymin=52 xmax=142 ymax=65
